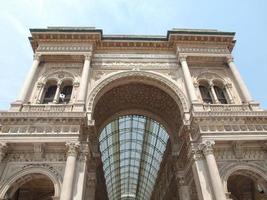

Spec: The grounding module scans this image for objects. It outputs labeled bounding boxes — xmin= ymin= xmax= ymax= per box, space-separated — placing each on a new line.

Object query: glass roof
xmin=99 ymin=115 xmax=169 ymax=200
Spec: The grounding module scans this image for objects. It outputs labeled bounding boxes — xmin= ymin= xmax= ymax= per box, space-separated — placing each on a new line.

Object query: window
xmin=40 ymin=80 xmax=73 ymax=104
xmin=42 ymin=85 xmax=57 ymax=104
xmin=59 ymin=85 xmax=73 ymax=103
xmin=199 ymin=85 xmax=212 ymax=103
xmin=214 ymin=86 xmax=227 ymax=104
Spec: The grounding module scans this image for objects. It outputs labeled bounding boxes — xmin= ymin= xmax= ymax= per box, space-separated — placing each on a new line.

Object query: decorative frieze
xmin=37 ymin=43 xmax=93 ymax=53
xmin=177 ymin=46 xmax=230 ymax=55
xmin=198 ymin=123 xmax=267 ymax=134
xmin=92 ymin=61 xmax=178 ymax=70
xmin=5 ymin=152 xmax=66 ymax=162
xmin=0 ymin=143 xmax=7 ymax=162
xmin=0 ymin=125 xmax=81 ymax=135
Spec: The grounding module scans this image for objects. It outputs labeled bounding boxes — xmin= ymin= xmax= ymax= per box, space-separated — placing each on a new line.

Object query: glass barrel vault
xmin=99 ymin=115 xmax=169 ymax=200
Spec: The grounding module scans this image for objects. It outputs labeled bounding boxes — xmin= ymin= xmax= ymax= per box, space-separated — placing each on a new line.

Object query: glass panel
xmin=99 ymin=115 xmax=169 ymax=200
xmin=214 ymin=86 xmax=228 ymax=104
xmin=199 ymin=85 xmax=213 ymax=103
xmin=59 ymin=85 xmax=73 ymax=103
xmin=42 ymin=85 xmax=57 ymax=104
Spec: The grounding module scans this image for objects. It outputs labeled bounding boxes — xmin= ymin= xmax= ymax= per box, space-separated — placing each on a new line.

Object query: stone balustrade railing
xmin=202 ymin=104 xmax=251 ymax=112
xmin=21 ymin=104 xmax=74 ymax=112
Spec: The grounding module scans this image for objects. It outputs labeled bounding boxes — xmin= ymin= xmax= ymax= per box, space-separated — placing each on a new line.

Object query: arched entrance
xmin=90 ymin=74 xmax=185 ymax=199
xmin=0 ymin=167 xmax=61 ymax=200
xmin=5 ymin=173 xmax=54 ymax=200
xmin=227 ymin=173 xmax=267 ymax=200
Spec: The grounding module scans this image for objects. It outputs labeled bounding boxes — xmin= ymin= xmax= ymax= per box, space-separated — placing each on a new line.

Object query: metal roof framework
xmin=99 ymin=115 xmax=169 ymax=200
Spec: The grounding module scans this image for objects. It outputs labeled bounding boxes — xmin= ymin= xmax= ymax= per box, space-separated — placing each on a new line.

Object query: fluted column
xmin=179 ymin=56 xmax=198 ymax=103
xmin=60 ymin=141 xmax=80 ymax=200
xmin=17 ymin=53 xmax=41 ymax=103
xmin=226 ymin=56 xmax=252 ymax=103
xmin=77 ymin=53 xmax=92 ymax=103
xmin=191 ymin=145 xmax=213 ymax=200
xmin=200 ymin=140 xmax=226 ymax=200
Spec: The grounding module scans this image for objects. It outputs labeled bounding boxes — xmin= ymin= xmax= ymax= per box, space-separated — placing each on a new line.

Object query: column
xmin=226 ymin=56 xmax=252 ymax=103
xmin=191 ymin=145 xmax=213 ymax=200
xmin=0 ymin=142 xmax=7 ymax=162
xmin=36 ymin=83 xmax=45 ymax=103
xmin=77 ymin=53 xmax=92 ymax=103
xmin=60 ymin=141 xmax=80 ymax=200
xmin=17 ymin=53 xmax=41 ymax=103
xmin=85 ymin=172 xmax=96 ymax=200
xmin=53 ymin=83 xmax=61 ymax=103
xmin=200 ymin=140 xmax=226 ymax=200
xmin=209 ymin=83 xmax=219 ymax=104
xmin=179 ymin=56 xmax=198 ymax=103
xmin=224 ymin=83 xmax=234 ymax=104
xmin=178 ymin=177 xmax=191 ymax=200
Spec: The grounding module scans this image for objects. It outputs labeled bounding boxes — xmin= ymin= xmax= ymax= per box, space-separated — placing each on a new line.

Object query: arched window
xmin=59 ymin=85 xmax=73 ymax=103
xmin=199 ymin=85 xmax=213 ymax=103
xmin=214 ymin=86 xmax=227 ymax=104
xmin=42 ymin=84 xmax=57 ymax=104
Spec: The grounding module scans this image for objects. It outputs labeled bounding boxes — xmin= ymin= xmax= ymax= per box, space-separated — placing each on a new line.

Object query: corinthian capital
xmin=190 ymin=143 xmax=204 ymax=161
xmin=66 ymin=141 xmax=80 ymax=157
xmin=226 ymin=55 xmax=234 ymax=63
xmin=33 ymin=53 xmax=41 ymax=61
xmin=199 ymin=140 xmax=215 ymax=156
xmin=84 ymin=53 xmax=92 ymax=60
xmin=179 ymin=55 xmax=187 ymax=62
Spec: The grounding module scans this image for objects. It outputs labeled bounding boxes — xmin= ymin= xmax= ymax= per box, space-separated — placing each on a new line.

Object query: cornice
xmin=29 ymin=27 xmax=236 ymax=52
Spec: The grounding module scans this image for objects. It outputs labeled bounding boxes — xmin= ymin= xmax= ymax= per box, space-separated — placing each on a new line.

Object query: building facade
xmin=0 ymin=27 xmax=266 ymax=200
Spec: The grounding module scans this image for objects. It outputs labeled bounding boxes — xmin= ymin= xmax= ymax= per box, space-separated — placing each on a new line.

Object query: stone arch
xmin=39 ymin=70 xmax=77 ymax=85
xmin=196 ymin=71 xmax=226 ymax=85
xmin=87 ymin=70 xmax=189 ymax=116
xmin=220 ymin=162 xmax=267 ymax=193
xmin=0 ymin=166 xmax=62 ymax=199
xmin=98 ymin=108 xmax=172 ymax=137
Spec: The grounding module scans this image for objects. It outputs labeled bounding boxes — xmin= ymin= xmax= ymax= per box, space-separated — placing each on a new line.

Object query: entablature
xmin=29 ymin=27 xmax=235 ymax=53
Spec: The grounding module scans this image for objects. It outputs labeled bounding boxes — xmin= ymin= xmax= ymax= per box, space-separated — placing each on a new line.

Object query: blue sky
xmin=0 ymin=0 xmax=266 ymax=109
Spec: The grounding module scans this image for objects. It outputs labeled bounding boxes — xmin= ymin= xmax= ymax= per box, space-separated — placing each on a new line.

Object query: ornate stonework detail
xmin=5 ymin=153 xmax=66 ymax=162
xmin=33 ymin=53 xmax=41 ymax=61
xmin=199 ymin=140 xmax=215 ymax=156
xmin=177 ymin=46 xmax=230 ymax=55
xmin=232 ymin=141 xmax=243 ymax=159
xmin=37 ymin=43 xmax=93 ymax=53
xmin=1 ymin=27 xmax=267 ymax=200
xmin=190 ymin=143 xmax=204 ymax=161
xmin=33 ymin=143 xmax=45 ymax=161
xmin=0 ymin=124 xmax=81 ymax=135
xmin=66 ymin=141 xmax=80 ymax=157
xmin=92 ymin=61 xmax=178 ymax=70
xmin=0 ymin=143 xmax=7 ymax=162
xmin=84 ymin=53 xmax=92 ymax=60
xmin=87 ymin=70 xmax=189 ymax=114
